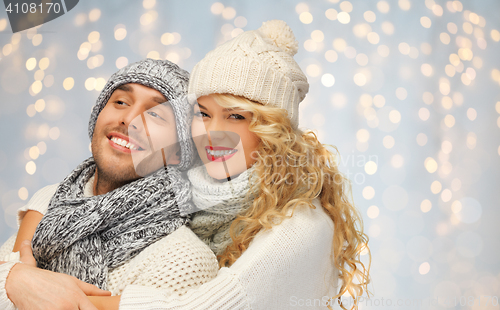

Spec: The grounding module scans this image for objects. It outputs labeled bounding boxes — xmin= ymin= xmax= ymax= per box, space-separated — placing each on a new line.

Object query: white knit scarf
xmin=188 ymin=165 xmax=255 ymax=256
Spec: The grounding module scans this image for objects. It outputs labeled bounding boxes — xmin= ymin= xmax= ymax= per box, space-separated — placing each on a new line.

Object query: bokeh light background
xmin=1 ymin=0 xmax=499 ymax=308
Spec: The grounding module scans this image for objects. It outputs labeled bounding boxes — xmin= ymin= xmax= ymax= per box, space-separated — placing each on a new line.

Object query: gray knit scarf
xmin=32 ymin=157 xmax=193 ymax=290
xmin=188 ymin=165 xmax=255 ymax=256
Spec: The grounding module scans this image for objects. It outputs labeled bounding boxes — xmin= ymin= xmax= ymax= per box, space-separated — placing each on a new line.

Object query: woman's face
xmin=191 ymin=95 xmax=260 ymax=180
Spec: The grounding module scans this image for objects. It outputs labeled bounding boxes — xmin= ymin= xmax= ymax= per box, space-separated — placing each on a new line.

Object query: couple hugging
xmin=0 ymin=20 xmax=369 ymax=310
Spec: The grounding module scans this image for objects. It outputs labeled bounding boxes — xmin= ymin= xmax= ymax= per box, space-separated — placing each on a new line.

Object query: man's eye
xmin=147 ymin=111 xmax=165 ymax=121
xmin=229 ymin=113 xmax=245 ymax=120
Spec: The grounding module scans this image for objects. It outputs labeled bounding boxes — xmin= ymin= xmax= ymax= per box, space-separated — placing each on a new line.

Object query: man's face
xmin=91 ymin=83 xmax=180 ymax=186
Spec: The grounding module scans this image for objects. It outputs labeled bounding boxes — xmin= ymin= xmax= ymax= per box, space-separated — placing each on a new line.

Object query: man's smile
xmin=107 ymin=132 xmax=145 ymax=152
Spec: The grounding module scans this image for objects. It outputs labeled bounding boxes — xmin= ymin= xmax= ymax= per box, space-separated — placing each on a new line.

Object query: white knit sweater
xmin=119 ymin=200 xmax=339 ymax=310
xmin=0 ymin=182 xmax=219 ymax=309
xmin=1 ymin=184 xmax=339 ymax=309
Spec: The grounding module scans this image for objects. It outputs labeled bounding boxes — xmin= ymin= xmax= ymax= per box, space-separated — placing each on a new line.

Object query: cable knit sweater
xmin=0 ymin=180 xmax=219 ymax=310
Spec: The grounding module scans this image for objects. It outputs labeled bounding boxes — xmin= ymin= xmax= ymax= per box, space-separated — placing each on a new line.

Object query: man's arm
xmin=4 ymin=241 xmax=111 ymax=310
xmin=12 ymin=210 xmax=43 ymax=252
xmin=88 ymin=296 xmax=121 ymax=310
xmin=11 ymin=184 xmax=59 ymax=253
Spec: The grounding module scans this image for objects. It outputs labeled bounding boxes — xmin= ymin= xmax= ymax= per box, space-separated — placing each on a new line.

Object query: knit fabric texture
xmin=188 ymin=165 xmax=255 ymax=256
xmin=0 ymin=227 xmax=219 ymax=298
xmin=106 ymin=225 xmax=218 ymax=296
xmin=188 ymin=20 xmax=309 ymax=128
xmin=0 ymin=260 xmax=16 ymax=310
xmin=88 ymin=58 xmax=194 ymax=171
xmin=31 ymin=157 xmax=193 ymax=290
xmin=0 ymin=184 xmax=219 ymax=298
xmin=119 ymin=199 xmax=337 ymax=310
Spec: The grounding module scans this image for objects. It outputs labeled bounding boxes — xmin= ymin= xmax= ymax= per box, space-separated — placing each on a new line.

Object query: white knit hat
xmin=189 ymin=20 xmax=309 ymax=128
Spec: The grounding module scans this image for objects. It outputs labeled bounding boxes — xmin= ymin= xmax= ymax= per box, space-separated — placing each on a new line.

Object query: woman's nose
xmin=207 ymin=130 xmax=226 ymax=144
xmin=205 ymin=119 xmax=226 ymax=143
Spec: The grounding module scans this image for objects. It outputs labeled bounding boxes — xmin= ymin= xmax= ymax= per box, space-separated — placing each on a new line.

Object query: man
xmin=0 ymin=59 xmax=217 ymax=310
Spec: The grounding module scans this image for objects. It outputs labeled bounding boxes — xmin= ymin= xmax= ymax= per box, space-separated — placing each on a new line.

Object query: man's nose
xmin=122 ymin=108 xmax=146 ymax=131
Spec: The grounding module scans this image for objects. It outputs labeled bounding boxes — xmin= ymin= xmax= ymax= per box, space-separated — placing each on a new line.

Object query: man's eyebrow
xmin=117 ymin=84 xmax=132 ymax=92
xmin=115 ymin=85 xmax=166 ymax=104
xmin=152 ymin=96 xmax=168 ymax=104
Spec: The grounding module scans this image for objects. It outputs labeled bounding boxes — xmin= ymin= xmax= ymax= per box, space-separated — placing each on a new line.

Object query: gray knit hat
xmin=88 ymin=58 xmax=193 ymax=171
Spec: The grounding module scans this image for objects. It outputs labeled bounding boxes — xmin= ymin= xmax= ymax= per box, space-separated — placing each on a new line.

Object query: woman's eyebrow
xmin=224 ymin=107 xmax=246 ymax=112
xmin=195 ymin=102 xmax=246 ymax=113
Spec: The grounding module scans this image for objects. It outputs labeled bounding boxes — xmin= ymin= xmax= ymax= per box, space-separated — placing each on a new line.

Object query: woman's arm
xmin=12 ymin=210 xmax=43 ymax=252
xmin=119 ymin=201 xmax=336 ymax=310
xmin=82 ymin=227 xmax=220 ymax=310
xmin=2 ymin=239 xmax=111 ymax=310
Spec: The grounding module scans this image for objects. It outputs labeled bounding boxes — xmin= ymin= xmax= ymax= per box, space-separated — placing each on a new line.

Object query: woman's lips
xmin=205 ymin=146 xmax=238 ymax=162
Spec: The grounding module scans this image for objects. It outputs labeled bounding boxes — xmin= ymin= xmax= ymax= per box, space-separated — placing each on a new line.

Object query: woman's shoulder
xmin=285 ymin=198 xmax=334 ymax=232
xmin=246 ymin=198 xmax=334 ymax=251
xmin=231 ymin=198 xmax=336 ymax=277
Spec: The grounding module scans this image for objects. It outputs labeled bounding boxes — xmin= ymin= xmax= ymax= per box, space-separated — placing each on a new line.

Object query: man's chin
xmin=98 ymin=169 xmax=142 ymax=186
xmin=132 ymin=150 xmax=168 ymax=177
xmin=95 ymin=160 xmax=142 ymax=184
xmin=93 ymin=140 xmax=145 ymax=184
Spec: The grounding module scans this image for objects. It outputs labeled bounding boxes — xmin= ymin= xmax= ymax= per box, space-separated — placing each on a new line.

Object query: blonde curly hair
xmin=207 ymin=93 xmax=370 ymax=309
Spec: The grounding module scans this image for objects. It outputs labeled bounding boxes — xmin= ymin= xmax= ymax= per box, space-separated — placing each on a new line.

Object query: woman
xmin=113 ymin=20 xmax=370 ymax=310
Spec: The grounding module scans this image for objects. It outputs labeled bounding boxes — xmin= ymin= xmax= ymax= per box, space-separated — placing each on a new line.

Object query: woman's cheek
xmin=191 ymin=121 xmax=207 ymax=157
xmin=191 ymin=120 xmax=206 ymax=137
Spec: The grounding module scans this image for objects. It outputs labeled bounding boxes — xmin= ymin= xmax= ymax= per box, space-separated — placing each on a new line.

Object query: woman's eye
xmin=194 ymin=111 xmax=209 ymax=118
xmin=116 ymin=100 xmax=128 ymax=106
xmin=229 ymin=113 xmax=245 ymax=120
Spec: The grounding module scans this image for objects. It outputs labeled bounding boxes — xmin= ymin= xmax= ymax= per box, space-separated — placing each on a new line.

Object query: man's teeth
xmin=110 ymin=137 xmax=139 ymax=150
xmin=207 ymin=149 xmax=237 ymax=157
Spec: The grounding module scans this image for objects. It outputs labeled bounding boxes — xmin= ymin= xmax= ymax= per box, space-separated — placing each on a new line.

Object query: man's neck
xmin=93 ymin=169 xmax=127 ymax=195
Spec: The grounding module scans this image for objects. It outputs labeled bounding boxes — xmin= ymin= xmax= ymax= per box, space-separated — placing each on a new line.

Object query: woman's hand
xmin=5 ymin=241 xmax=111 ymax=310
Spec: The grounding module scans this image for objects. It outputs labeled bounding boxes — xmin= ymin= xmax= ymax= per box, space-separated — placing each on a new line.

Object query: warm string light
xmin=292 ymin=0 xmax=498 ymax=298
xmin=0 ymin=1 xmax=497 ymax=303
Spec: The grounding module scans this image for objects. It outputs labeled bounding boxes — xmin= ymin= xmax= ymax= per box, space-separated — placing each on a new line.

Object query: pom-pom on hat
xmin=88 ymin=59 xmax=194 ymax=170
xmin=188 ymin=20 xmax=309 ymax=128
